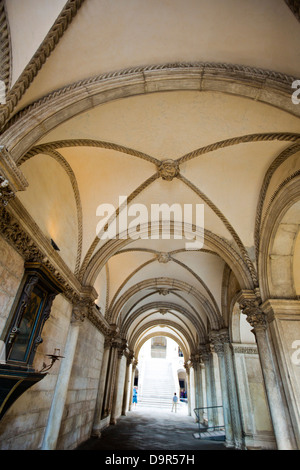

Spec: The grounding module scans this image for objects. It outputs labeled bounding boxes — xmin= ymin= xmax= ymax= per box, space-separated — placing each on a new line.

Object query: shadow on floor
xmin=76 ymin=404 xmax=232 ymax=451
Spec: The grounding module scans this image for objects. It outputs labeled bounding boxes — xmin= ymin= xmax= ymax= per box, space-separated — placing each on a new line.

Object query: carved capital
xmin=0 ymin=145 xmax=28 ymax=193
xmin=125 ymin=350 xmax=135 ymax=366
xmin=71 ymin=299 xmax=91 ymax=325
xmin=239 ymin=299 xmax=268 ymax=331
xmin=209 ymin=329 xmax=230 ymax=355
xmin=0 ymin=175 xmax=15 ymax=206
xmin=198 ymin=344 xmax=211 ymax=362
xmin=158 ymin=159 xmax=179 ymax=181
xmin=190 ymin=353 xmax=201 ymax=368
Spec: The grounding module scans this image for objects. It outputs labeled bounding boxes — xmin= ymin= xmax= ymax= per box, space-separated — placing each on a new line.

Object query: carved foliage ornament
xmin=239 ymin=299 xmax=268 ymax=331
xmin=0 ymin=175 xmax=15 ymax=206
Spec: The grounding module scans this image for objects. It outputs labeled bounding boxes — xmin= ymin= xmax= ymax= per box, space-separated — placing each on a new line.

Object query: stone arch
xmin=135 ymin=331 xmax=189 ymax=362
xmin=108 ymin=276 xmax=222 ymax=330
xmin=120 ymin=301 xmax=206 ymax=343
xmin=259 ymin=176 xmax=300 ymax=300
xmin=83 ymin=221 xmax=256 ymax=292
xmin=2 ymin=63 xmax=298 ymax=160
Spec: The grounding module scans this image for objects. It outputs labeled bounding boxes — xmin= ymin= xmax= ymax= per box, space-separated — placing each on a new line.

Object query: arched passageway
xmin=0 ymin=0 xmax=300 ymax=453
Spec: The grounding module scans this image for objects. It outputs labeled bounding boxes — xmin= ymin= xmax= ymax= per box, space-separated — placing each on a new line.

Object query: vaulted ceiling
xmin=1 ymin=0 xmax=300 ymax=360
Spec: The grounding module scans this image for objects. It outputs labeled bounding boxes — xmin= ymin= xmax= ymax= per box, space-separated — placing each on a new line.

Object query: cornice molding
xmin=0 ymin=200 xmax=112 ymax=337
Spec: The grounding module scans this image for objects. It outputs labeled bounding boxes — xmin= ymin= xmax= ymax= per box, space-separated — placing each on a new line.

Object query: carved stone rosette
xmin=158 ymin=160 xmax=180 ymax=181
xmin=157 ymin=252 xmax=171 ymax=263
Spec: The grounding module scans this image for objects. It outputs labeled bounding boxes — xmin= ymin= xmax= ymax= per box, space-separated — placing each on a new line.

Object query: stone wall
xmin=0 ymin=291 xmax=72 ymax=450
xmin=56 ymin=318 xmax=104 ymax=450
xmin=0 ymin=236 xmax=24 ymax=337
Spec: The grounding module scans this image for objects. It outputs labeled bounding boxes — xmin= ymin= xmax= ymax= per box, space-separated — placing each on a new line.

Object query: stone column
xmin=209 ymin=331 xmax=234 ymax=448
xmin=41 ymin=304 xmax=85 ymax=450
xmin=239 ymin=295 xmax=296 ymax=450
xmin=190 ymin=355 xmax=200 ymax=411
xmin=220 ymin=330 xmax=244 ymax=449
xmin=92 ymin=338 xmax=111 ymax=436
xmin=122 ymin=353 xmax=134 ymax=415
xmin=198 ymin=360 xmax=206 ymax=422
xmin=110 ymin=343 xmax=126 ymax=424
xmin=199 ymin=345 xmax=215 ymax=427
xmin=184 ymin=362 xmax=191 ymax=416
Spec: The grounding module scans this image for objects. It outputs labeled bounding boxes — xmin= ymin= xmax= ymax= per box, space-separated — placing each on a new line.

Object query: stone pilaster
xmin=239 ymin=292 xmax=297 ymax=450
xmin=122 ymin=351 xmax=134 ymax=415
xmin=41 ymin=302 xmax=86 ymax=450
xmin=209 ymin=330 xmax=234 ymax=447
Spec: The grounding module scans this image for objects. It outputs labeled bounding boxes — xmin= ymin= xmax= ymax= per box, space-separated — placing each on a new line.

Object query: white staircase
xmin=138 ymin=358 xmax=177 ymax=409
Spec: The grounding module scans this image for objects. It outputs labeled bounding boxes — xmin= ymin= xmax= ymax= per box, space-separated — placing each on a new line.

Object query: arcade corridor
xmin=0 ymin=0 xmax=299 ymax=452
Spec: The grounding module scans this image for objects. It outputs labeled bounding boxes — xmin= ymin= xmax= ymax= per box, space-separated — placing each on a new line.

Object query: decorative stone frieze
xmin=0 ymin=203 xmax=114 ymax=338
xmin=231 ymin=344 xmax=258 ymax=355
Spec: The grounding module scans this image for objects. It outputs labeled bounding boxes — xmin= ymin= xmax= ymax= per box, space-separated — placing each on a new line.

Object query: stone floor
xmin=76 ymin=403 xmax=232 ymax=451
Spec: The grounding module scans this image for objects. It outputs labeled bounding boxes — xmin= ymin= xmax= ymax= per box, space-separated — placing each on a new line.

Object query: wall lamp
xmin=39 ymin=348 xmax=64 ymax=373
xmin=50 ymin=239 xmax=60 ymax=251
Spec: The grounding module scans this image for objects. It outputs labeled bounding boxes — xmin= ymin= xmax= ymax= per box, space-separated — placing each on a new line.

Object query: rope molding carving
xmin=261 ymin=170 xmax=300 ymax=226
xmin=108 ymin=276 xmax=221 ymax=328
xmin=40 ymin=149 xmax=83 ymax=276
xmin=19 ymin=133 xmax=300 ymax=286
xmin=19 ymin=133 xmax=300 ymax=168
xmin=108 ymin=258 xmax=156 ymax=313
xmin=254 ymin=142 xmax=300 ymax=260
xmin=177 ymin=173 xmax=258 ymax=286
xmin=171 ymin=257 xmax=221 ymax=316
xmin=2 ymin=60 xmax=298 ymax=133
xmin=129 ymin=314 xmax=198 ymax=351
xmin=121 ymin=301 xmax=206 ymax=340
xmin=129 ymin=319 xmax=197 ymax=353
xmin=78 ymin=172 xmax=160 ymax=281
xmin=0 ymin=0 xmax=85 ymax=129
xmin=107 ymin=251 xmax=220 ymax=317
xmin=0 ymin=0 xmax=11 ymax=93
xmin=82 ymin=223 xmax=256 ymax=290
xmin=177 ymin=133 xmax=300 ymax=165
xmin=18 ymin=139 xmax=159 ymax=166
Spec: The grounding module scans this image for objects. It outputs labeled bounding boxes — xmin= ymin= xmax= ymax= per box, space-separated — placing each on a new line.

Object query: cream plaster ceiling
xmin=3 ymin=0 xmax=300 ymax=358
xmin=5 ymin=0 xmax=66 ymax=86
xmin=11 ymin=0 xmax=300 ymax=112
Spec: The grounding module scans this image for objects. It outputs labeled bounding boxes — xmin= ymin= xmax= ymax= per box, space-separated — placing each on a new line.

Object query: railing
xmin=194 ymin=406 xmax=225 ymax=437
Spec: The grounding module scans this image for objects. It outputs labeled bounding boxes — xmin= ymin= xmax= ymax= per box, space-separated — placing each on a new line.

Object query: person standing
xmin=132 ymin=386 xmax=138 ymax=407
xmin=171 ymin=393 xmax=178 ymax=413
